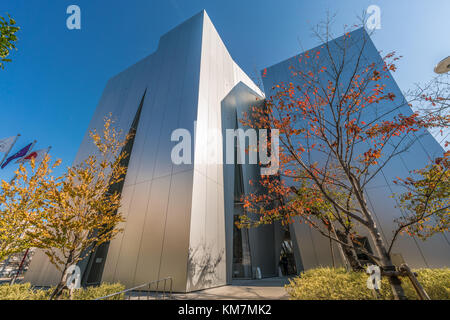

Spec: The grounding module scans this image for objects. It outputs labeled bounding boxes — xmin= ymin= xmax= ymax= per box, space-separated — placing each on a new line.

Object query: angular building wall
xmin=221 ymin=82 xmax=282 ymax=282
xmin=184 ymin=13 xmax=264 ymax=292
xmin=25 ymin=11 xmax=266 ymax=292
xmin=261 ymin=28 xmax=450 ymax=271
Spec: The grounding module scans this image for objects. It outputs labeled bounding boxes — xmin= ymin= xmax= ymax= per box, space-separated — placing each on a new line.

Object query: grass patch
xmin=0 ymin=282 xmax=125 ymax=300
xmin=286 ymin=267 xmax=450 ymax=300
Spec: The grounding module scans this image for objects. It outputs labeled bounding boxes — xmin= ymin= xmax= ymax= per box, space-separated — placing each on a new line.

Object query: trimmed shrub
xmin=0 ymin=282 xmax=125 ymax=300
xmin=286 ymin=267 xmax=450 ymax=300
xmin=413 ymin=268 xmax=450 ymax=300
xmin=71 ymin=283 xmax=125 ymax=300
xmin=0 ymin=283 xmax=48 ymax=300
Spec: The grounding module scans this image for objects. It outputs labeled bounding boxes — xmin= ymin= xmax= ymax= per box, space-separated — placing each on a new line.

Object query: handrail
xmin=95 ymin=277 xmax=173 ymax=300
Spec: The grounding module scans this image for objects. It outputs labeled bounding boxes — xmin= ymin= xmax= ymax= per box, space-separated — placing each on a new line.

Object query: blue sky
xmin=0 ymin=0 xmax=449 ymax=180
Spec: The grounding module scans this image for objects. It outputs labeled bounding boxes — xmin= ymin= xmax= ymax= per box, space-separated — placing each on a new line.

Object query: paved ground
xmin=175 ymin=277 xmax=291 ymax=300
xmin=128 ymin=277 xmax=291 ymax=300
xmin=2 ymin=276 xmax=291 ymax=300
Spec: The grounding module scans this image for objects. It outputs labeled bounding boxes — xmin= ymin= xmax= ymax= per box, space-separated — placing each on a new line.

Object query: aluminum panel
xmin=101 ymin=184 xmax=135 ymax=282
xmin=159 ymin=170 xmax=194 ymax=291
xmin=133 ymin=175 xmax=172 ymax=285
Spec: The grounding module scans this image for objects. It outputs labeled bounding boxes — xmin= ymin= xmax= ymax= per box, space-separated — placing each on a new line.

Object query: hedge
xmin=286 ymin=267 xmax=450 ymax=300
xmin=0 ymin=282 xmax=125 ymax=300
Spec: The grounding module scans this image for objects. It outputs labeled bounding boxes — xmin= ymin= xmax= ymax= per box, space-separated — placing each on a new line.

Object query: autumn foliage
xmin=239 ymin=26 xmax=448 ymax=299
xmin=0 ymin=156 xmax=60 ymax=262
xmin=0 ymin=115 xmax=129 ymax=299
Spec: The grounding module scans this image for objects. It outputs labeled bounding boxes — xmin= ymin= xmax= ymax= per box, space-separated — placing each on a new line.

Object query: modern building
xmin=25 ymin=11 xmax=450 ymax=292
xmin=25 ymin=10 xmax=287 ymax=292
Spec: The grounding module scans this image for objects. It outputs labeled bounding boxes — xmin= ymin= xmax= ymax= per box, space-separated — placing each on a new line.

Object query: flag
xmin=0 ymin=136 xmax=16 ymax=153
xmin=1 ymin=143 xmax=32 ymax=169
xmin=16 ymin=147 xmax=50 ymax=164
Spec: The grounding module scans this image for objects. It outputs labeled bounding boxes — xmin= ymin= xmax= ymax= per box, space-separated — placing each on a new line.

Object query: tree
xmin=407 ymin=73 xmax=450 ymax=130
xmin=390 ymin=151 xmax=449 ymax=254
xmin=288 ymin=181 xmax=372 ymax=271
xmin=239 ymin=20 xmax=448 ymax=300
xmin=0 ymin=14 xmax=19 ymax=69
xmin=0 ymin=157 xmax=60 ymax=262
xmin=239 ymin=175 xmax=367 ymax=271
xmin=31 ymin=115 xmax=130 ymax=299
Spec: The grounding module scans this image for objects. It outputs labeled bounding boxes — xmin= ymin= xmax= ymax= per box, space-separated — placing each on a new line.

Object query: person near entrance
xmin=280 ymin=255 xmax=288 ymax=276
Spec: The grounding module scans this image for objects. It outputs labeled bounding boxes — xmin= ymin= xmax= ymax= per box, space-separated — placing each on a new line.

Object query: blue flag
xmin=1 ymin=143 xmax=32 ymax=169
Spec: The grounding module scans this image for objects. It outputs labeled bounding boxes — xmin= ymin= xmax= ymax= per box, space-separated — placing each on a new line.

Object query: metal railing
xmin=95 ymin=277 xmax=173 ymax=300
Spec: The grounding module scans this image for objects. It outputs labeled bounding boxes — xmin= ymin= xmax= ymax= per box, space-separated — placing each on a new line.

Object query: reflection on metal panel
xmin=221 ymin=82 xmax=282 ymax=283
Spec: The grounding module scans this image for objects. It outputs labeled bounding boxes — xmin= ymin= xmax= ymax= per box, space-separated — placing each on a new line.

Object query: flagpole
xmin=11 ymin=249 xmax=29 ymax=285
xmin=0 ymin=134 xmax=20 ymax=167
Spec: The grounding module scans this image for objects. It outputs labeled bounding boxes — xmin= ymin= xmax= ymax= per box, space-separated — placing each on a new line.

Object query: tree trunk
xmin=335 ymin=229 xmax=364 ymax=271
xmin=366 ymin=225 xmax=407 ymax=300
xmin=50 ymin=252 xmax=74 ymax=300
xmin=350 ymin=178 xmax=407 ymax=300
xmin=328 ymin=229 xmax=336 ymax=268
xmin=329 ymin=223 xmax=351 ymax=271
xmin=345 ymin=234 xmax=364 ymax=271
xmin=50 ymin=267 xmax=69 ymax=300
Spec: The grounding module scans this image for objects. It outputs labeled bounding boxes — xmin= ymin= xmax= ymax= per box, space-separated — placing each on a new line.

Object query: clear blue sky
xmin=1 ymin=0 xmax=449 ymax=180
